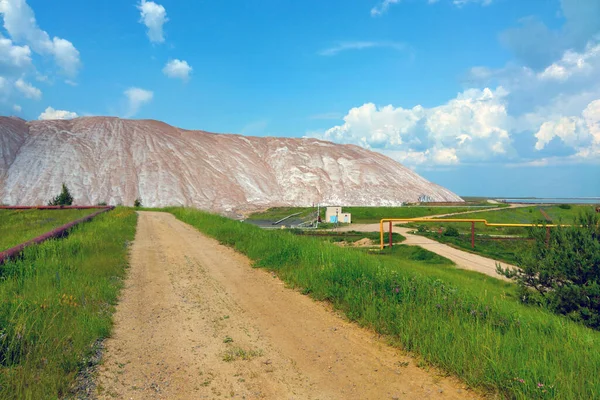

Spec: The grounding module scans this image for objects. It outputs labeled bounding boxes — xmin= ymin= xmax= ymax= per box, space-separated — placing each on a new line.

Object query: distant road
xmin=335 ymin=204 xmax=524 ymax=280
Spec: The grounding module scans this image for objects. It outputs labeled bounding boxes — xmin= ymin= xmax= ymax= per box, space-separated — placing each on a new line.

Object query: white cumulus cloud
xmin=162 ymin=59 xmax=192 ymax=81
xmin=0 ymin=0 xmax=81 ymax=77
xmin=38 ymin=106 xmax=78 ymax=120
xmin=137 ymin=0 xmax=168 ymax=44
xmin=0 ymin=33 xmax=31 ymax=73
xmin=538 ymin=42 xmax=600 ymax=81
xmin=124 ymin=87 xmax=153 ymax=118
xmin=315 ymin=87 xmax=512 ymax=166
xmin=534 ymin=100 xmax=600 ymax=160
xmin=14 ymin=78 xmax=40 ymax=99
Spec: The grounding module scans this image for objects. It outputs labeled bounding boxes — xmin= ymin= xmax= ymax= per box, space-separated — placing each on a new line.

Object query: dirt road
xmin=335 ymin=224 xmax=513 ymax=280
xmin=96 ymin=212 xmax=479 ymax=399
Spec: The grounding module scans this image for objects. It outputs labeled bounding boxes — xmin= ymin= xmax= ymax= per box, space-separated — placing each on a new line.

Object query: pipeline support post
xmin=389 ymin=221 xmax=393 ymax=248
xmin=546 ymin=226 xmax=551 ymax=246
xmin=471 ymin=221 xmax=475 ymax=248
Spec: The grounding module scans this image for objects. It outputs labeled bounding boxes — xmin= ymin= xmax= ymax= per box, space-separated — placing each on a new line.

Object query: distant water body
xmin=499 ymin=198 xmax=600 ymax=204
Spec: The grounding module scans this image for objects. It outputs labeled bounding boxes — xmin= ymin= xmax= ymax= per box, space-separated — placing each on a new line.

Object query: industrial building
xmin=325 ymin=206 xmax=351 ymax=224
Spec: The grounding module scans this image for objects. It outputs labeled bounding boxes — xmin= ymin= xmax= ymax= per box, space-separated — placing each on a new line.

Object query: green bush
xmin=134 ymin=198 xmax=142 ymax=208
xmin=498 ymin=211 xmax=600 ymax=329
xmin=558 ymin=204 xmax=572 ymax=210
xmin=443 ymin=226 xmax=460 ymax=237
xmin=417 ymin=224 xmax=428 ymax=233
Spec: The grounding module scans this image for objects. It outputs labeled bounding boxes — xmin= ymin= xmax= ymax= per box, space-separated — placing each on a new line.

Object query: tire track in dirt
xmin=96 ymin=211 xmax=481 ymax=399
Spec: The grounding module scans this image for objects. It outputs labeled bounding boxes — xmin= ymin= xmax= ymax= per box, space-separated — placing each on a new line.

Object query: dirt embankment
xmin=96 ymin=212 xmax=479 ymax=399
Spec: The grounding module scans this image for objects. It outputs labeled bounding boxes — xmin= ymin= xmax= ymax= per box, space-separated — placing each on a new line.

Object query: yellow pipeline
xmin=379 ymin=218 xmax=569 ymax=249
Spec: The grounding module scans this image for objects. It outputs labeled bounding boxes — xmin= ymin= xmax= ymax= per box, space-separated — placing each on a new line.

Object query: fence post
xmin=471 ymin=221 xmax=475 ymax=248
xmin=389 ymin=221 xmax=393 ymax=248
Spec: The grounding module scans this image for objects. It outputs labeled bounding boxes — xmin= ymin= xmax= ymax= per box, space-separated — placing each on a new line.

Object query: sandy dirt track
xmin=96 ymin=212 xmax=480 ymax=399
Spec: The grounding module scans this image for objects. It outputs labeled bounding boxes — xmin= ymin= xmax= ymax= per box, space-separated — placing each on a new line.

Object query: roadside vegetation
xmin=426 ymin=204 xmax=595 ymax=235
xmin=247 ymin=204 xmax=501 ymax=224
xmin=498 ymin=212 xmax=600 ymax=330
xmin=168 ymin=207 xmax=600 ymax=399
xmin=289 ymin=229 xmax=405 ymax=245
xmin=0 ymin=209 xmax=99 ymax=251
xmin=342 ymin=205 xmax=505 ymax=223
xmin=416 ymin=229 xmax=531 ymax=265
xmin=406 ymin=205 xmax=597 ymax=264
xmin=0 ymin=208 xmax=137 ymax=399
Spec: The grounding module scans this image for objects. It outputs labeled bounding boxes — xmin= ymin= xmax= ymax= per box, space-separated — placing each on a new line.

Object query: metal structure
xmin=379 ymin=218 xmax=568 ymax=250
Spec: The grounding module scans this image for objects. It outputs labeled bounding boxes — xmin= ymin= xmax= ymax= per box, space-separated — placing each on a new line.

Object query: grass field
xmin=247 ymin=205 xmax=500 ymax=224
xmin=0 ymin=209 xmax=98 ymax=251
xmin=245 ymin=207 xmax=319 ymax=221
xmin=0 ymin=208 xmax=137 ymax=399
xmin=290 ymin=229 xmax=405 ymax=244
xmin=402 ymin=205 xmax=596 ymax=266
xmin=169 ymin=207 xmax=600 ymax=399
xmin=418 ymin=231 xmax=531 ymax=265
xmin=404 ymin=204 xmax=597 ymax=237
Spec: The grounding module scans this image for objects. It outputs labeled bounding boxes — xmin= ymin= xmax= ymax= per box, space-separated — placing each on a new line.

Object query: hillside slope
xmin=0 ymin=116 xmax=462 ymax=213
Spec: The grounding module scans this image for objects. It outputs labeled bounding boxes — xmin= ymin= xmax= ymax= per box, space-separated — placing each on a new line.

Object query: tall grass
xmin=168 ymin=207 xmax=600 ymax=399
xmin=0 ymin=207 xmax=137 ymax=399
xmin=0 ymin=209 xmax=99 ymax=251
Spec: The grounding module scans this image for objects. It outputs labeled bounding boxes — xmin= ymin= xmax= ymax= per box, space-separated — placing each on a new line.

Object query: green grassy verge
xmin=417 ymin=231 xmax=531 ymax=265
xmin=290 ymin=229 xmax=405 ymax=244
xmin=168 ymin=207 xmax=600 ymax=399
xmin=0 ymin=207 xmax=137 ymax=399
xmin=0 ymin=209 xmax=99 ymax=251
xmin=431 ymin=205 xmax=594 ymax=235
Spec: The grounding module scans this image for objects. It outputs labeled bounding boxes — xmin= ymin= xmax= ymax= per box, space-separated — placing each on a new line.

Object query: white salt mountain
xmin=0 ymin=116 xmax=462 ymax=214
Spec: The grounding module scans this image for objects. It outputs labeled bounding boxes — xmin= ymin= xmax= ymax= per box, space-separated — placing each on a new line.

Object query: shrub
xmin=134 ymin=198 xmax=142 ymax=208
xmin=498 ymin=211 xmax=600 ymax=329
xmin=443 ymin=226 xmax=459 ymax=237
xmin=558 ymin=204 xmax=572 ymax=210
xmin=47 ymin=184 xmax=73 ymax=206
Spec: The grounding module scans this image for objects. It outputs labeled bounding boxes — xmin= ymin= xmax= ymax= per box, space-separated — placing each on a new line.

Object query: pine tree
xmin=48 ymin=183 xmax=74 ymax=206
xmin=498 ymin=211 xmax=600 ymax=329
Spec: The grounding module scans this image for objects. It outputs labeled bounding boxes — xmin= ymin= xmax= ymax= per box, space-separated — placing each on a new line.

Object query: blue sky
xmin=0 ymin=0 xmax=599 ymax=197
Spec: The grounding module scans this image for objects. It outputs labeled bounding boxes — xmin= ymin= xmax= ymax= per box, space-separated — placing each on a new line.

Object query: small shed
xmin=325 ymin=206 xmax=351 ymax=224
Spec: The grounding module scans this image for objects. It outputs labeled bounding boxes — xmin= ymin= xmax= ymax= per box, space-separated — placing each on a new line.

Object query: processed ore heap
xmin=0 ymin=116 xmax=462 ymax=213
